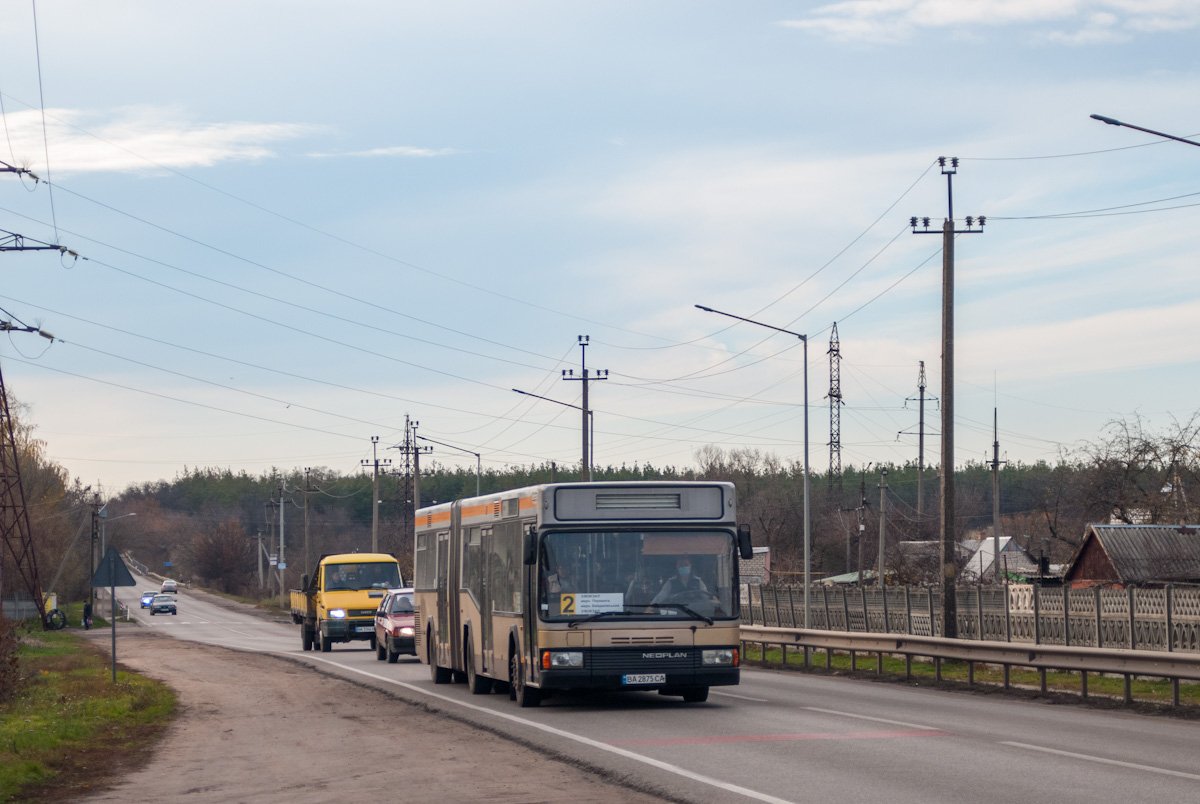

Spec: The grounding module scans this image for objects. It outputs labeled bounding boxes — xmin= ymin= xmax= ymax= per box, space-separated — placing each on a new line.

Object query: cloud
xmin=779 ymin=0 xmax=1200 ymax=44
xmin=0 ymin=106 xmax=312 ymax=175
xmin=308 ymin=145 xmax=463 ymax=158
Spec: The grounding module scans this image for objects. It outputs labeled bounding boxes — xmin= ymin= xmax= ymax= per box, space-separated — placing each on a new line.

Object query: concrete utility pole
xmin=917 ymin=362 xmax=927 ymax=528
xmin=257 ymin=530 xmax=263 ymax=589
xmin=90 ymin=492 xmax=100 ymax=606
xmin=912 ymin=157 xmax=985 ymax=638
xmin=362 ymin=436 xmax=390 ymax=553
xmin=562 ymin=336 xmax=607 ymax=480
xmin=304 ymin=468 xmax=311 ymax=579
xmin=828 ymin=323 xmax=844 ymax=499
xmin=878 ymin=468 xmax=888 ymax=586
xmin=856 ymin=468 xmax=869 ymax=585
xmin=278 ymin=482 xmax=286 ymax=608
xmin=989 ymin=408 xmax=1007 ymax=583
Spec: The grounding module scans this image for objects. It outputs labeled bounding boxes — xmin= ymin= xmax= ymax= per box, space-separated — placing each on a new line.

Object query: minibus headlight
xmin=328 ymin=609 xmax=347 ymax=619
xmin=702 ymin=649 xmax=736 ymax=666
xmin=542 ymin=650 xmax=584 ymax=669
xmin=399 ymin=627 xmax=414 ymax=636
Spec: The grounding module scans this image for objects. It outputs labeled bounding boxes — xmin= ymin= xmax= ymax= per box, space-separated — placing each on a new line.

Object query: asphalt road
xmin=113 ymin=578 xmax=1200 ymax=804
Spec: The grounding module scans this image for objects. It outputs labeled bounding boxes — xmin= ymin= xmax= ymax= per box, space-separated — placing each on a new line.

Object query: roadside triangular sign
xmin=91 ymin=547 xmax=137 ymax=588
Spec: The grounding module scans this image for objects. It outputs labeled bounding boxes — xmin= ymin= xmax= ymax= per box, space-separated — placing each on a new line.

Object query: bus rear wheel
xmin=429 ymin=632 xmax=451 ymax=684
xmin=467 ymin=648 xmax=492 ymax=695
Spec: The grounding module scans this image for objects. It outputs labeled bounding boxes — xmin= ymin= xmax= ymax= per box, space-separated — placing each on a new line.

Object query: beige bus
xmin=414 ymin=481 xmax=752 ymax=707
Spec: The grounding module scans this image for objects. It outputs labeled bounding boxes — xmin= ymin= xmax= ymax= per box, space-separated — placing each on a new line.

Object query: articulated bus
xmin=414 ymin=481 xmax=753 ymax=707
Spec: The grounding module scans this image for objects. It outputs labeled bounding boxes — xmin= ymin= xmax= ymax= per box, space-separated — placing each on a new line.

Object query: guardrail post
xmin=1166 ymin=584 xmax=1174 ymax=653
xmin=1128 ymin=586 xmax=1136 ymax=650
xmin=1172 ymin=677 xmax=1180 ymax=707
xmin=1124 ymin=674 xmax=1132 ymax=704
xmin=1081 ymin=670 xmax=1087 ymax=699
xmin=1040 ymin=667 xmax=1047 ymax=693
xmin=1063 ymin=585 xmax=1071 ymax=648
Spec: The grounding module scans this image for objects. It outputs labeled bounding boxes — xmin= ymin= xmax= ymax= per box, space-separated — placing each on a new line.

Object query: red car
xmin=374 ymin=588 xmax=416 ymax=663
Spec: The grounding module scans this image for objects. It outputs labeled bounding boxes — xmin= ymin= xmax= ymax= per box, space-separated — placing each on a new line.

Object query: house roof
xmin=962 ymin=536 xmax=1040 ymax=581
xmin=1065 ymin=524 xmax=1200 ymax=584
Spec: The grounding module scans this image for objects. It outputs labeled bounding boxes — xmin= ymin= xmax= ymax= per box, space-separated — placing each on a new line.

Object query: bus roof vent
xmin=596 ymin=492 xmax=680 ymax=511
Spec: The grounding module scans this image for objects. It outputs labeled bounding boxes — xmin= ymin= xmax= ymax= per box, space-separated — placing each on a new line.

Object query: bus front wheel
xmin=510 ymin=650 xmax=541 ymax=708
xmin=682 ymin=686 xmax=709 ymax=703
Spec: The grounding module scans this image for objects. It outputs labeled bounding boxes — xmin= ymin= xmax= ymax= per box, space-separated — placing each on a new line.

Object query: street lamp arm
xmin=694 ymin=304 xmax=806 ymax=342
xmin=1091 ymin=114 xmax=1200 ymax=148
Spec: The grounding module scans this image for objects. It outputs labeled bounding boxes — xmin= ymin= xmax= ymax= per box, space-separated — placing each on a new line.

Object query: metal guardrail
xmin=739 ymin=623 xmax=1200 ymax=706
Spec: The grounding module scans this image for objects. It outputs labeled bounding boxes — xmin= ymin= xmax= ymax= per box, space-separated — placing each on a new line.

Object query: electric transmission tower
xmin=827 ymin=323 xmax=843 ymax=500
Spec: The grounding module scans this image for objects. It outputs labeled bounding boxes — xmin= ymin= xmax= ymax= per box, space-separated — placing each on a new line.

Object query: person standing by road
xmin=83 ymin=601 xmax=93 ymax=630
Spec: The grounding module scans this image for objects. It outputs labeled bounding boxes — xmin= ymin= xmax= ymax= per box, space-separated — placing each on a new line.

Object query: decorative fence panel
xmin=742 ymin=583 xmax=1200 ymax=654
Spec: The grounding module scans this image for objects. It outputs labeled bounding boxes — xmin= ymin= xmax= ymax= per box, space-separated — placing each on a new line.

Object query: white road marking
xmin=289 ymin=653 xmax=799 ymax=804
xmin=710 ymin=690 xmax=770 ymax=702
xmin=1001 ymin=742 xmax=1200 ymax=781
xmin=802 ymin=707 xmax=939 ymax=731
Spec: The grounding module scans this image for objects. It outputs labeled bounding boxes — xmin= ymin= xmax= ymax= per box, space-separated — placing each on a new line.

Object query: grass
xmin=0 ymin=622 xmax=176 ymax=803
xmin=742 ymin=642 xmax=1200 ymax=710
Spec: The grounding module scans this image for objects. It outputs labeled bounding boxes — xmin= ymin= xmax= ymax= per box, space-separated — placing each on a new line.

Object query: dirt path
xmin=75 ymin=631 xmax=673 ymax=804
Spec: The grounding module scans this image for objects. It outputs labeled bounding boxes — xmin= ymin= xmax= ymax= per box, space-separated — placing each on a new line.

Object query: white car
xmin=161 ymin=579 xmax=179 ymax=594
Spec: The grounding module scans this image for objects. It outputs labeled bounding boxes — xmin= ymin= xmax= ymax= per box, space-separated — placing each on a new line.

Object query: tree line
xmin=9 ymin=399 xmax=1200 ymax=604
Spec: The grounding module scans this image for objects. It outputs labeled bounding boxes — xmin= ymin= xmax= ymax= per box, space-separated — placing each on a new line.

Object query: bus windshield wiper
xmin=668 ymin=605 xmax=713 ymax=625
xmin=568 ymin=606 xmax=651 ymax=628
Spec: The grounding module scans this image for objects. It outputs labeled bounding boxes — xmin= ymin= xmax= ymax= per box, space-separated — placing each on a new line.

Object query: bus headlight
xmin=702 ymin=649 xmax=737 ymax=666
xmin=328 ymin=609 xmax=347 ymax=619
xmin=542 ymin=650 xmax=584 ymax=669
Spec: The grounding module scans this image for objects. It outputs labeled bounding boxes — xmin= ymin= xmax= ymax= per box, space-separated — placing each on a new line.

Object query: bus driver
xmin=651 ymin=556 xmax=713 ymax=604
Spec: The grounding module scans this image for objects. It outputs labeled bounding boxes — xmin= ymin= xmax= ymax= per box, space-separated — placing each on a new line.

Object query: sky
xmin=1 ymin=1 xmax=1199 ymax=500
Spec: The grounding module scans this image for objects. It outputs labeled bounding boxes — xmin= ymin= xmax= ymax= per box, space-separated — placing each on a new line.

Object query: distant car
xmin=149 ymin=594 xmax=177 ymax=615
xmin=161 ymin=579 xmax=179 ymax=594
xmin=140 ymin=590 xmax=157 ymax=609
xmin=374 ymin=588 xmax=415 ymax=663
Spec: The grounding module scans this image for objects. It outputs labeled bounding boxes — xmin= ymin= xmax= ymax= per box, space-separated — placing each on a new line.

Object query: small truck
xmin=290 ymin=553 xmax=404 ymax=652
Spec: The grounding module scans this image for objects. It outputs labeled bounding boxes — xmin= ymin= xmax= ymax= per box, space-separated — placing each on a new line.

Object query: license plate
xmin=355 ymin=625 xmax=373 ymax=633
xmin=623 ymin=673 xmax=666 ymax=685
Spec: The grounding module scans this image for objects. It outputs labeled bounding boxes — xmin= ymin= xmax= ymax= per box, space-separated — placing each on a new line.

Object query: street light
xmin=512 ymin=389 xmax=595 ymax=479
xmin=416 ymin=434 xmax=482 ymax=496
xmin=1090 ymin=114 xmax=1200 ymax=148
xmin=694 ymin=304 xmax=811 ymax=632
xmin=99 ymin=509 xmax=137 ymax=555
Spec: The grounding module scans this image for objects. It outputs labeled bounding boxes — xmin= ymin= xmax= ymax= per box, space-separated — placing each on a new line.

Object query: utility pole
xmin=827 ymin=323 xmax=844 ymax=500
xmin=89 ymin=493 xmax=100 ymax=607
xmin=257 ymin=530 xmax=263 ymax=589
xmin=266 ymin=500 xmax=276 ymax=597
xmin=988 ymin=408 xmax=1007 ymax=584
xmin=562 ymin=335 xmax=607 ymax=480
xmin=878 ymin=468 xmax=888 ymax=586
xmin=362 ymin=436 xmax=390 ymax=553
xmin=856 ymin=468 xmax=869 ymax=585
xmin=900 ymin=362 xmax=937 ymax=539
xmin=303 ymin=467 xmax=312 ymax=579
xmin=278 ymin=482 xmax=286 ymax=608
xmin=912 ymin=157 xmax=985 ymax=638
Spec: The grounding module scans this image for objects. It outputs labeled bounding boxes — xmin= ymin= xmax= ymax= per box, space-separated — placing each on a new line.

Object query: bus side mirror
xmin=523 ymin=525 xmax=538 ymax=565
xmin=737 ymin=524 xmax=753 ymax=560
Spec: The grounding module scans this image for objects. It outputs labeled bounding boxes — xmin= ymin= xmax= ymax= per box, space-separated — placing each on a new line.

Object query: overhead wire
xmin=29 ymin=0 xmax=58 ymax=242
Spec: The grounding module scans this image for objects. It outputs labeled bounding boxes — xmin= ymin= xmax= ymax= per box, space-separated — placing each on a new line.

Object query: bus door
xmin=436 ymin=530 xmax=450 ymax=658
xmin=480 ymin=527 xmax=493 ymax=669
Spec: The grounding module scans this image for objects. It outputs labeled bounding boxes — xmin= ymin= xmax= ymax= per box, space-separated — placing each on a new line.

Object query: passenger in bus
xmin=546 ymin=561 xmax=576 ymax=594
xmin=625 ymin=572 xmax=655 ymax=605
xmin=651 ymin=557 xmax=714 ymax=604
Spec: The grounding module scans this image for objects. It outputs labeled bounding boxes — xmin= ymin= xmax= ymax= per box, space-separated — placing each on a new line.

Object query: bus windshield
xmin=538 ymin=530 xmax=737 ymax=622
